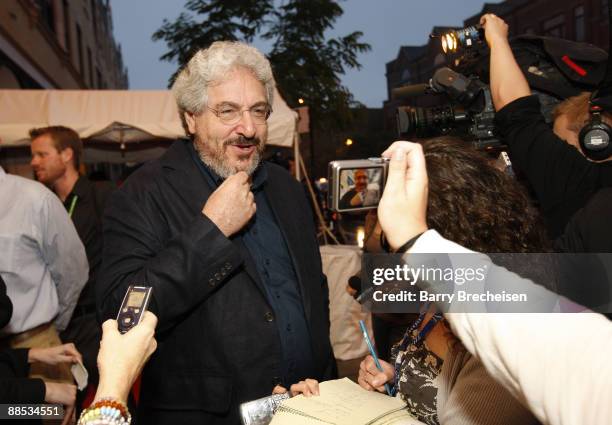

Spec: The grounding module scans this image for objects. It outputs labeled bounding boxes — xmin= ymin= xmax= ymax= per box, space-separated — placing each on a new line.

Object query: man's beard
xmin=194 ymin=135 xmax=264 ymax=178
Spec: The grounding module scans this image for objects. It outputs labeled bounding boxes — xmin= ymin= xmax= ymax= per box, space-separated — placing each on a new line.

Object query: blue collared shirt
xmin=188 ymin=143 xmax=315 ymax=386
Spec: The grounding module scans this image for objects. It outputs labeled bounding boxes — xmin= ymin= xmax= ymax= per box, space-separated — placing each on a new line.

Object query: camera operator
xmin=482 ymin=14 xmax=612 ymax=239
xmin=377 ymin=141 xmax=612 ymax=425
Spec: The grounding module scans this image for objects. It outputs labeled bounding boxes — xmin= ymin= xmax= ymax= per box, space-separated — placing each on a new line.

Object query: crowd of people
xmin=1 ymin=12 xmax=611 ymax=425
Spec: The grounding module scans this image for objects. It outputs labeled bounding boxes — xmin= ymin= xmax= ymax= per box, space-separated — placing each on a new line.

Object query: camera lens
xmin=397 ymin=105 xmax=463 ymax=138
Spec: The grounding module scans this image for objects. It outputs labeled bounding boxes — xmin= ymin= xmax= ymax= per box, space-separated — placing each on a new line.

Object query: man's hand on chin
xmin=202 ymin=171 xmax=256 ymax=237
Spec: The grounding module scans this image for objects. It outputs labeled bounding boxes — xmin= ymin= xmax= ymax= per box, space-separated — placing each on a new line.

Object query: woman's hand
xmin=378 ymin=142 xmax=429 ymax=250
xmin=28 ymin=343 xmax=82 ymax=366
xmin=273 ymin=378 xmax=320 ymax=397
xmin=94 ymin=311 xmax=158 ymax=405
xmin=358 ymin=355 xmax=394 ymax=393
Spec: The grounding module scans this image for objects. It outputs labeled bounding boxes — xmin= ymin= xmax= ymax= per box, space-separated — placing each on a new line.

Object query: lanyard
xmin=393 ymin=303 xmax=443 ymax=395
xmin=67 ymin=194 xmax=78 ymax=218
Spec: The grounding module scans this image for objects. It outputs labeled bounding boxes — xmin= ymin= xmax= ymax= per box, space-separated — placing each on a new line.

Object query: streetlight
xmin=298 ymin=98 xmax=305 ymax=105
xmin=356 ymin=226 xmax=365 ymax=248
xmin=345 ymin=138 xmax=353 ymax=146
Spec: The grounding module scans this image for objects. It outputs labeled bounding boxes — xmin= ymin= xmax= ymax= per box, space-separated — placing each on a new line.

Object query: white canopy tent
xmin=0 ymin=89 xmax=299 ymax=164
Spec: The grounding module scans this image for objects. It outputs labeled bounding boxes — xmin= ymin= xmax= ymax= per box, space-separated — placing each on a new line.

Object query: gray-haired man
xmin=97 ymin=42 xmax=335 ymax=425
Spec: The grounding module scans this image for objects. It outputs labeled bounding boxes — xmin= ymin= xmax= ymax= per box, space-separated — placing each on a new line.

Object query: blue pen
xmin=359 ymin=320 xmax=393 ymax=396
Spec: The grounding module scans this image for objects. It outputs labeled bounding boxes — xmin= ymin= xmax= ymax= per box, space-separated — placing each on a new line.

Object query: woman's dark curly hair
xmin=420 ymin=138 xmax=554 ymax=350
xmin=422 ymin=137 xmax=550 ymax=253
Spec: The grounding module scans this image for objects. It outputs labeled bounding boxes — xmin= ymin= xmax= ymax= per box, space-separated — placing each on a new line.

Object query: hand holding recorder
xmin=95 ymin=311 xmax=158 ymax=405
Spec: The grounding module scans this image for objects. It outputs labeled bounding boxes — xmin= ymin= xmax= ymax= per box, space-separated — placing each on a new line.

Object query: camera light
xmin=447 ymin=34 xmax=455 ymax=53
xmin=441 ymin=32 xmax=459 ymax=54
xmin=446 ymin=34 xmax=453 ymax=52
xmin=440 ymin=25 xmax=483 ymax=55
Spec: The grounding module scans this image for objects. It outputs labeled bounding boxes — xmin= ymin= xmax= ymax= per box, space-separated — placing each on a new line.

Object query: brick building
xmin=463 ymin=0 xmax=609 ymax=47
xmin=0 ymin=0 xmax=128 ymax=89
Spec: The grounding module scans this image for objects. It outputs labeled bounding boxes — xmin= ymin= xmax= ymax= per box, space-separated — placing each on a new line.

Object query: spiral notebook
xmin=269 ymin=378 xmax=424 ymax=425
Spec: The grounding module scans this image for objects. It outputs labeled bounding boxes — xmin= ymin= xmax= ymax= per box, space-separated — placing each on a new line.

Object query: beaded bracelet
xmin=77 ymin=397 xmax=131 ymax=425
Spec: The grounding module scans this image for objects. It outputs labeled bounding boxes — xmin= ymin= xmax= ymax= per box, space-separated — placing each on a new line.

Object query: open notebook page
xmin=272 ymin=378 xmax=421 ymax=425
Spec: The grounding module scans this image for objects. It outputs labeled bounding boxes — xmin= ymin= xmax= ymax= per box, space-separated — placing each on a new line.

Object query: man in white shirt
xmin=0 ymin=160 xmax=88 ymax=385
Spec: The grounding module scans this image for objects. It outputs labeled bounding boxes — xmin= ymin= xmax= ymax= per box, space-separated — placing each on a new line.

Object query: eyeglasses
xmin=207 ymin=103 xmax=272 ymax=125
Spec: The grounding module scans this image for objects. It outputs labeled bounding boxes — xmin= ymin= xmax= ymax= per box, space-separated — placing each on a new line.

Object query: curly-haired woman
xmin=357 ymin=137 xmax=550 ymax=425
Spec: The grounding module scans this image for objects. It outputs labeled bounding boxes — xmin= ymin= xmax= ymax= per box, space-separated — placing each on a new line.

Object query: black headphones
xmin=576 ymin=0 xmax=612 ymax=161
xmin=578 ymin=101 xmax=612 ymax=161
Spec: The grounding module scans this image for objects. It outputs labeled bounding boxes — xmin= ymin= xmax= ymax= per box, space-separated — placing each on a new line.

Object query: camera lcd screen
xmin=337 ymin=167 xmax=383 ymax=211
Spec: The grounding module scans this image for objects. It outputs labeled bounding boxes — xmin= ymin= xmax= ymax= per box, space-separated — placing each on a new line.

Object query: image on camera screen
xmin=338 ymin=168 xmax=383 ymax=210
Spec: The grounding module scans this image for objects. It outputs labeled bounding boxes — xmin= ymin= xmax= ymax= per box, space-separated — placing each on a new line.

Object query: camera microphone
xmin=391 ymin=68 xmax=482 ymax=106
xmin=430 ymin=68 xmax=483 ymax=106
xmin=348 ymin=275 xmax=362 ymax=294
xmin=348 ymin=275 xmax=376 ymax=304
xmin=391 ymin=83 xmax=431 ymax=100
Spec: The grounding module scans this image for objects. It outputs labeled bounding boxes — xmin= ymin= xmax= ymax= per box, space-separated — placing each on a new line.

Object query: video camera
xmin=394 ymin=67 xmax=500 ymax=150
xmin=392 ymin=24 xmax=501 ymax=150
xmin=393 ymin=23 xmax=610 ymax=151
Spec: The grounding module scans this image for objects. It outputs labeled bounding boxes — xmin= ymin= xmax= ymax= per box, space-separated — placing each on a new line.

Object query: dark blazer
xmin=97 ymin=139 xmax=335 ymax=425
xmin=0 ymin=349 xmax=45 ymax=405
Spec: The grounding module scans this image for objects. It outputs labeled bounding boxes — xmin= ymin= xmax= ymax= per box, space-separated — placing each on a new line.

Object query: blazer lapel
xmin=161 ymin=140 xmax=212 ymax=212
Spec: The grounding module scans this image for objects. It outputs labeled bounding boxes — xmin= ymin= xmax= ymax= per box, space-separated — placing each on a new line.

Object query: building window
xmin=603 ymin=0 xmax=609 ymax=21
xmin=76 ymin=23 xmax=83 ymax=74
xmin=543 ymin=14 xmax=566 ymax=38
xmin=62 ymin=0 xmax=71 ymax=53
xmin=87 ymin=47 xmax=94 ymax=87
xmin=90 ymin=0 xmax=98 ymax=43
xmin=523 ymin=27 xmax=535 ymax=35
xmin=96 ymin=68 xmax=102 ymax=89
xmin=101 ymin=5 xmax=107 ymax=34
xmin=37 ymin=0 xmax=56 ymax=34
xmin=574 ymin=6 xmax=585 ymax=41
xmin=400 ymin=69 xmax=411 ymax=84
